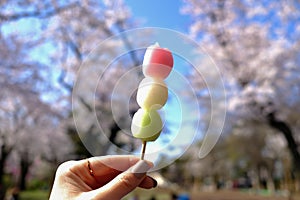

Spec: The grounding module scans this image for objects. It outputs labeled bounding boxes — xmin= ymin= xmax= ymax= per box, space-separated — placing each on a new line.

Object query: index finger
xmin=87 ymin=155 xmax=142 ymax=173
xmin=70 ymin=155 xmax=153 ymax=188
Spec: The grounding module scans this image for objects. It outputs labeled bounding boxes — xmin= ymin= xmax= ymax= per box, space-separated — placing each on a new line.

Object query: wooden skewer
xmin=141 ymin=141 xmax=147 ymax=160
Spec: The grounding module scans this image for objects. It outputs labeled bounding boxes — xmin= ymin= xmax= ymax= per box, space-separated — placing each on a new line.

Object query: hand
xmin=49 ymin=155 xmax=157 ymax=200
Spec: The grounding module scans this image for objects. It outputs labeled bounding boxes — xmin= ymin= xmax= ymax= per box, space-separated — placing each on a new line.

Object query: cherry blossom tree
xmin=43 ymin=0 xmax=144 ymax=156
xmin=0 ymin=0 xmax=142 ymax=178
xmin=182 ymin=0 xmax=300 ymax=174
xmin=2 ymin=90 xmax=72 ymax=190
xmin=185 ymin=114 xmax=295 ymax=191
xmin=0 ymin=45 xmax=73 ymax=191
xmin=0 ymin=3 xmax=75 ymax=192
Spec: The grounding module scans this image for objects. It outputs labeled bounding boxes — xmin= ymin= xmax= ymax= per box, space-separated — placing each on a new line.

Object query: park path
xmin=126 ymin=188 xmax=299 ymax=200
xmin=190 ymin=190 xmax=291 ymax=200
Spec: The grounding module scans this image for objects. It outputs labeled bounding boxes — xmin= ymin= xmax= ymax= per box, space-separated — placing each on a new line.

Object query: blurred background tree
xmin=0 ymin=17 xmax=73 ymax=193
xmin=182 ymin=0 xmax=300 ymax=180
xmin=0 ymin=0 xmax=141 ymax=197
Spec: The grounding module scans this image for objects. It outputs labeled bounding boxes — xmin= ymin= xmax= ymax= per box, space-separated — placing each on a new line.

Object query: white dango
xmin=136 ymin=77 xmax=168 ymax=111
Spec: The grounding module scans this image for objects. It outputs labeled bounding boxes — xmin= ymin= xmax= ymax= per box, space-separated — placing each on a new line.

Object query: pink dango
xmin=142 ymin=43 xmax=174 ymax=79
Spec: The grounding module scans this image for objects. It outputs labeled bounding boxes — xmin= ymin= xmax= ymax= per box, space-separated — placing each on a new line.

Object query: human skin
xmin=49 ymin=155 xmax=157 ymax=200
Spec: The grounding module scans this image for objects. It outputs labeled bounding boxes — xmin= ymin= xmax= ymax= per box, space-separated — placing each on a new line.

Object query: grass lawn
xmin=19 ymin=189 xmax=169 ymax=200
xmin=20 ymin=190 xmax=49 ymax=200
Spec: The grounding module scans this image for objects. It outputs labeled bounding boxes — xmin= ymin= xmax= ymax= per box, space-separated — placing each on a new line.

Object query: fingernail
xmin=131 ymin=160 xmax=152 ymax=178
xmin=150 ymin=177 xmax=158 ymax=188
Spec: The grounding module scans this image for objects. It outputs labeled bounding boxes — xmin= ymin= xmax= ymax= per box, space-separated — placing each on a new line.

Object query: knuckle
xmin=119 ymin=174 xmax=137 ymax=189
xmin=56 ymin=160 xmax=76 ymax=175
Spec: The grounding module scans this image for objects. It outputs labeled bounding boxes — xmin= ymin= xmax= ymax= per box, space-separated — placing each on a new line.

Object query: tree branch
xmin=78 ymin=96 xmax=93 ymax=112
xmin=0 ymin=3 xmax=78 ymax=22
xmin=267 ymin=112 xmax=300 ymax=172
xmin=115 ymin=20 xmax=141 ymax=67
xmin=58 ymin=70 xmax=73 ymax=92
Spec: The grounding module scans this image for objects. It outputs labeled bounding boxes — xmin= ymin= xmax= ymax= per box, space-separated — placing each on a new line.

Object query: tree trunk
xmin=0 ymin=142 xmax=12 ymax=200
xmin=19 ymin=156 xmax=31 ymax=191
xmin=0 ymin=144 xmax=10 ymax=186
xmin=0 ymin=155 xmax=5 ymax=186
xmin=0 ymin=152 xmax=7 ymax=200
xmin=267 ymin=113 xmax=300 ymax=173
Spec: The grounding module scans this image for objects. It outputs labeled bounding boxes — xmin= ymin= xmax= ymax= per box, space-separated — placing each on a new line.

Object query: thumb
xmin=88 ymin=160 xmax=153 ymax=200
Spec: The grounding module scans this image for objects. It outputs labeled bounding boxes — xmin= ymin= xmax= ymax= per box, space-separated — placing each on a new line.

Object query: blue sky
xmin=2 ymin=1 xmax=190 ymax=36
xmin=123 ymin=1 xmax=203 ymax=161
xmin=125 ymin=0 xmax=190 ymax=32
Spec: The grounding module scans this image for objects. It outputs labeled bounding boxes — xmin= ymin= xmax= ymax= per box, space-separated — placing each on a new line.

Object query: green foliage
xmin=3 ymin=174 xmax=14 ymax=188
xmin=27 ymin=179 xmax=50 ymax=191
